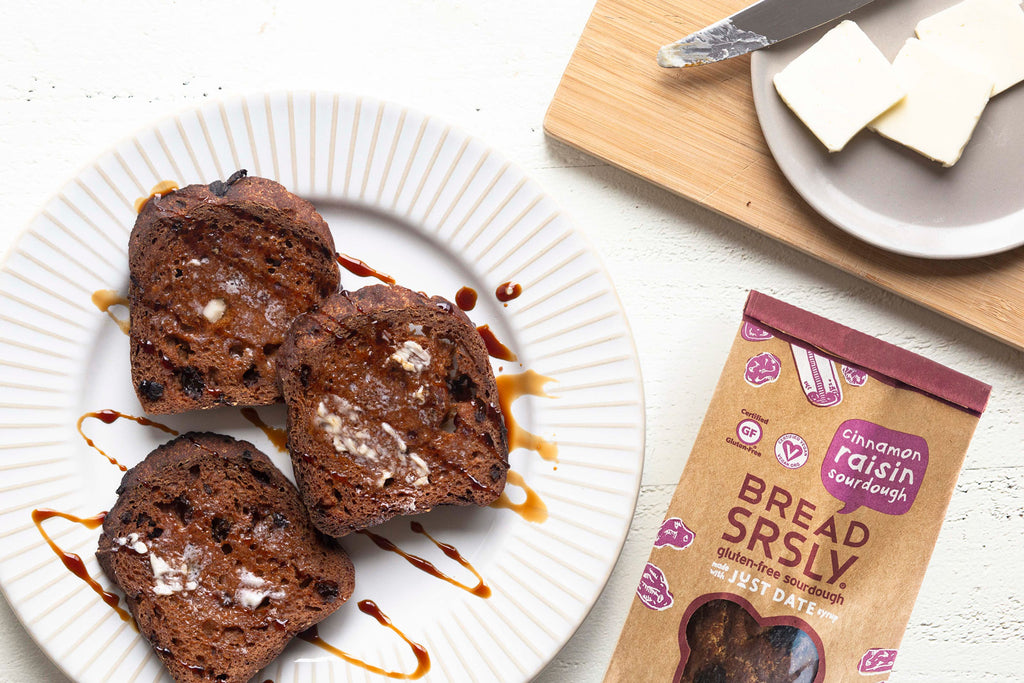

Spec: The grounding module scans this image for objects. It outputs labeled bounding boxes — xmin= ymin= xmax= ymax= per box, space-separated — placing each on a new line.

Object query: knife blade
xmin=657 ymin=0 xmax=881 ymax=67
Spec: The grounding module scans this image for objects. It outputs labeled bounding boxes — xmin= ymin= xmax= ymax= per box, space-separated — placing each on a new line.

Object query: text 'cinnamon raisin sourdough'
xmin=96 ymin=433 xmax=355 ymax=683
xmin=129 ymin=172 xmax=340 ymax=413
xmin=277 ymin=285 xmax=509 ymax=537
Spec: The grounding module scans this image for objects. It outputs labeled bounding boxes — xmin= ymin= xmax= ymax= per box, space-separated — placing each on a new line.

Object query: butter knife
xmin=657 ymin=0 xmax=880 ymax=67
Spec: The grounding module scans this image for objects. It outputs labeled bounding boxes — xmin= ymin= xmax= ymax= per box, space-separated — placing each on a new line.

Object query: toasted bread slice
xmin=277 ymin=285 xmax=509 ymax=537
xmin=97 ymin=432 xmax=354 ymax=683
xmin=129 ymin=172 xmax=339 ymax=413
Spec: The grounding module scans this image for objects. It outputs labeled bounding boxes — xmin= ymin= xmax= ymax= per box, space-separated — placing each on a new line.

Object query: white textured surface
xmin=1 ymin=1 xmax=1023 ymax=681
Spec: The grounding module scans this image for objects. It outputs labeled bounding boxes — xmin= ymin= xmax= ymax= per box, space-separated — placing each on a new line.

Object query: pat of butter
xmin=870 ymin=39 xmax=994 ymax=167
xmin=916 ymin=0 xmax=1024 ymax=95
xmin=203 ymin=298 xmax=226 ymax=323
xmin=774 ymin=21 xmax=907 ymax=152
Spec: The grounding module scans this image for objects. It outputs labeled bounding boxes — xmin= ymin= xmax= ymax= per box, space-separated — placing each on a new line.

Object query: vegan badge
xmin=775 ymin=433 xmax=809 ymax=469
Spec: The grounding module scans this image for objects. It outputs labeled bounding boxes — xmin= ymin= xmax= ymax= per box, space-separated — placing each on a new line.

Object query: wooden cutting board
xmin=545 ymin=0 xmax=1024 ymax=351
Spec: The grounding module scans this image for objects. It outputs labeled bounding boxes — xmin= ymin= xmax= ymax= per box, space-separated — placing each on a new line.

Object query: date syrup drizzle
xmin=336 ymin=253 xmax=396 ymax=285
xmin=240 ymin=408 xmax=288 ymax=452
xmin=476 ymin=325 xmax=517 ymax=362
xmin=299 ymin=600 xmax=430 ymax=679
xmin=491 ymin=470 xmax=549 ymax=523
xmin=455 ymin=283 xmax=552 ymax=515
xmin=30 ymin=509 xmax=131 ymax=621
xmin=455 ymin=286 xmax=478 ymax=311
xmin=495 ymin=281 xmax=522 ymax=304
xmin=495 ymin=370 xmax=558 ymax=463
xmin=133 ymin=179 xmax=179 ymax=213
xmin=452 ymin=284 xmax=516 ymax=361
xmin=358 ymin=522 xmax=491 ymax=598
xmin=76 ymin=409 xmax=179 ymax=471
xmin=91 ymin=289 xmax=131 ymax=336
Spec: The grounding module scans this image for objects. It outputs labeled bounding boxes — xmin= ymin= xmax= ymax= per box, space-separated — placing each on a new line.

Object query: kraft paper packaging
xmin=605 ymin=291 xmax=991 ymax=683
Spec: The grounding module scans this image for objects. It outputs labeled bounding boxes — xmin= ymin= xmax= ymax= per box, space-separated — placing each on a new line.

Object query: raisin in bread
xmin=129 ymin=171 xmax=339 ymax=414
xmin=96 ymin=432 xmax=355 ymax=683
xmin=277 ymin=285 xmax=509 ymax=537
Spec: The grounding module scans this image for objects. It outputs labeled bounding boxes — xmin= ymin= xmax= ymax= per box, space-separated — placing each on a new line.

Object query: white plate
xmin=0 ymin=93 xmax=645 ymax=683
xmin=751 ymin=0 xmax=1024 ymax=259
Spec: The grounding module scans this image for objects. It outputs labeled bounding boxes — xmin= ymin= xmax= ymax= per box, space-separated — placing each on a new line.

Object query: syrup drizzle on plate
xmin=76 ymin=409 xmax=179 ymax=471
xmin=133 ymin=179 xmax=179 ymax=213
xmin=495 ymin=281 xmax=522 ymax=304
xmin=477 ymin=324 xmax=517 ymax=362
xmin=495 ymin=370 xmax=558 ymax=463
xmin=240 ymin=408 xmax=288 ymax=452
xmin=491 ymin=470 xmax=549 ymax=523
xmin=336 ymin=252 xmax=396 ymax=285
xmin=455 ymin=286 xmax=478 ymax=311
xmin=359 ymin=522 xmax=491 ymax=598
xmin=91 ymin=290 xmax=130 ymax=336
xmin=30 ymin=509 xmax=130 ymax=621
xmin=299 ymin=600 xmax=430 ymax=679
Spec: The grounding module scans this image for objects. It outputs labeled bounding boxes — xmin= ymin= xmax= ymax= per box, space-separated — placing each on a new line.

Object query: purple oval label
xmin=858 ymin=648 xmax=898 ymax=674
xmin=741 ymin=321 xmax=774 ymax=341
xmin=841 ymin=364 xmax=868 ymax=387
xmin=637 ymin=562 xmax=674 ymax=611
xmin=654 ymin=518 xmax=695 ymax=550
xmin=822 ymin=419 xmax=928 ymax=515
xmin=744 ymin=352 xmax=781 ymax=387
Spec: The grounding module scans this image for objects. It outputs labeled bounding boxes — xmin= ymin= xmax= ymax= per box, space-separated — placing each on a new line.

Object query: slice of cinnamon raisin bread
xmin=96 ymin=432 xmax=354 ymax=683
xmin=277 ymin=285 xmax=509 ymax=537
xmin=129 ymin=171 xmax=339 ymax=414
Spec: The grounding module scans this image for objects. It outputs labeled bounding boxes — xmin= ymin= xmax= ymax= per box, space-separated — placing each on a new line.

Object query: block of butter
xmin=916 ymin=0 xmax=1024 ymax=95
xmin=773 ymin=20 xmax=906 ymax=152
xmin=870 ymin=38 xmax=994 ymax=167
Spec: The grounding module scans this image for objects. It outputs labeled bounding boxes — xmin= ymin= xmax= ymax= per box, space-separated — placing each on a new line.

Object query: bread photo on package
xmin=128 ymin=171 xmax=340 ymax=414
xmin=96 ymin=432 xmax=355 ymax=683
xmin=277 ymin=284 xmax=509 ymax=537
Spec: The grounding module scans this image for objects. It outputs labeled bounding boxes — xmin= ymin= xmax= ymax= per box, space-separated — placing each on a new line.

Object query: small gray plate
xmin=751 ymin=0 xmax=1024 ymax=259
